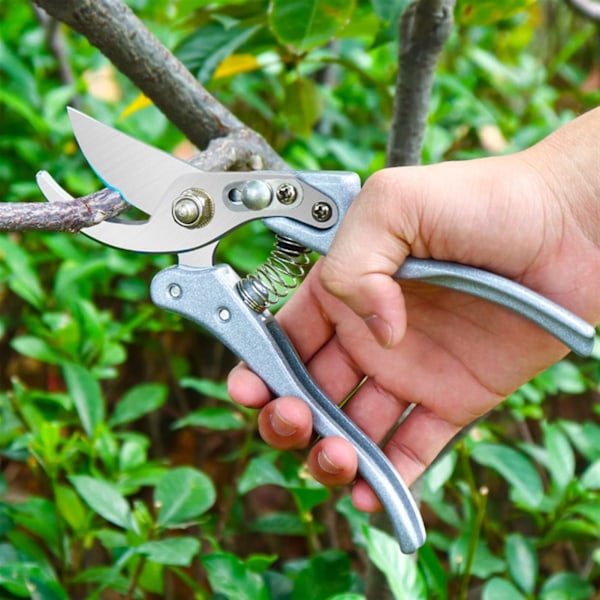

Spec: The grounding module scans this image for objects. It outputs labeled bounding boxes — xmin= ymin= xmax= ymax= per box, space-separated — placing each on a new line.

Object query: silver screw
xmin=168 ymin=284 xmax=182 ymax=299
xmin=218 ymin=307 xmax=231 ymax=321
xmin=311 ymin=202 xmax=332 ymax=222
xmin=240 ymin=180 xmax=272 ymax=210
xmin=172 ymin=189 xmax=214 ymax=228
xmin=276 ymin=183 xmax=298 ymax=205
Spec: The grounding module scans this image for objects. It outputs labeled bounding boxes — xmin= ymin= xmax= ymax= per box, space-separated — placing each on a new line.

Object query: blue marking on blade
xmin=87 ymin=161 xmax=132 ymax=205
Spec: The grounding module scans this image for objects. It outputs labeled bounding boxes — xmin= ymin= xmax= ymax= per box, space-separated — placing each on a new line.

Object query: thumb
xmin=319 ymin=170 xmax=418 ymax=348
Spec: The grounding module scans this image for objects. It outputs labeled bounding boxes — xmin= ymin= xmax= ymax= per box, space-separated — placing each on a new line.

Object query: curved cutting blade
xmin=67 ymin=107 xmax=198 ymax=215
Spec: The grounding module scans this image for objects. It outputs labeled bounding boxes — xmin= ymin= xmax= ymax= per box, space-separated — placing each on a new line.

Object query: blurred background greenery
xmin=1 ymin=0 xmax=599 ymax=598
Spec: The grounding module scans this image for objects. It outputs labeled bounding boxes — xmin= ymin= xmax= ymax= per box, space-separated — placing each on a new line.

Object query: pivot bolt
xmin=172 ymin=189 xmax=214 ymax=228
xmin=276 ymin=183 xmax=298 ymax=205
xmin=311 ymin=202 xmax=332 ymax=222
xmin=240 ymin=180 xmax=272 ymax=210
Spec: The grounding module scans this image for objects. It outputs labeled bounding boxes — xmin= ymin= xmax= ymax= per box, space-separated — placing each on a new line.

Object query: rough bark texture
xmin=33 ymin=0 xmax=279 ymax=161
xmin=386 ymin=0 xmax=456 ymax=167
xmin=0 ymin=189 xmax=124 ymax=232
xmin=0 ymin=0 xmax=288 ymax=232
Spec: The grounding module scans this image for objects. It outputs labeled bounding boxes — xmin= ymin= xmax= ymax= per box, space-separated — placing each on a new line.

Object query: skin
xmin=228 ymin=107 xmax=600 ymax=513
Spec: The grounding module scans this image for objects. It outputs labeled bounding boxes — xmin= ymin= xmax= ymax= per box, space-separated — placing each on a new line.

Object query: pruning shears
xmin=36 ymin=109 xmax=595 ymax=554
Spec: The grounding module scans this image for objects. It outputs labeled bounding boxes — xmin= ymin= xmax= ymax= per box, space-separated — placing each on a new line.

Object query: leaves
xmin=109 ymin=383 xmax=167 ymax=427
xmin=63 ymin=362 xmax=105 ymax=437
xmin=361 ymin=526 xmax=427 ymax=600
xmin=176 ymin=22 xmax=261 ymax=83
xmin=506 ymin=534 xmax=537 ymax=595
xmin=69 ymin=475 xmax=136 ymax=532
xmin=136 ymin=537 xmax=200 ymax=566
xmin=471 ymin=443 xmax=543 ymax=508
xmin=155 ymin=467 xmax=216 ymax=528
xmin=201 ymin=553 xmax=269 ymax=600
xmin=269 ymin=0 xmax=356 ymax=53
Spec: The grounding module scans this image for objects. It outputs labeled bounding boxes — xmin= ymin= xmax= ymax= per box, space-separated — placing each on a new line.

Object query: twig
xmin=0 ymin=188 xmax=125 ymax=232
xmin=0 ymin=127 xmax=286 ymax=232
xmin=386 ymin=0 xmax=456 ymax=167
xmin=31 ymin=4 xmax=78 ymax=99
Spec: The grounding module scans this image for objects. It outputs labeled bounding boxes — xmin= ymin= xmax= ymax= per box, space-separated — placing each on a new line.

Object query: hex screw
xmin=311 ymin=202 xmax=332 ymax=222
xmin=172 ymin=189 xmax=214 ymax=228
xmin=276 ymin=183 xmax=298 ymax=205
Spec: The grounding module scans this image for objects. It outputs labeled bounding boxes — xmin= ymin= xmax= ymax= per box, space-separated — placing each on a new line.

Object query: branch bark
xmin=386 ymin=0 xmax=456 ymax=167
xmin=32 ymin=0 xmax=283 ymax=165
xmin=0 ymin=0 xmax=288 ymax=232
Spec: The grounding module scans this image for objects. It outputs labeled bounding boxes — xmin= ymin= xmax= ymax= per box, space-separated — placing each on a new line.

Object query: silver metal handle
xmin=396 ymin=258 xmax=595 ymax=356
xmin=150 ymin=264 xmax=426 ymax=554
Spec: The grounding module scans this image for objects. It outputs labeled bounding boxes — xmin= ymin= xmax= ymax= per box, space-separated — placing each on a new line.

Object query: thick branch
xmin=386 ymin=0 xmax=456 ymax=167
xmin=31 ymin=0 xmax=285 ymax=170
xmin=564 ymin=0 xmax=600 ymax=21
xmin=0 ymin=0 xmax=288 ymax=232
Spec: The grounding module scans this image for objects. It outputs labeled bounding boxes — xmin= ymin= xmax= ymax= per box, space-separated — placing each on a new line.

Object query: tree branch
xmin=0 ymin=0 xmax=289 ymax=232
xmin=386 ymin=0 xmax=456 ymax=167
xmin=0 ymin=188 xmax=124 ymax=232
xmin=564 ymin=0 xmax=600 ymax=21
xmin=31 ymin=0 xmax=285 ymax=166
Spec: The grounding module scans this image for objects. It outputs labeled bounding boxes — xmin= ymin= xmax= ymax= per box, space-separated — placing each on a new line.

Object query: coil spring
xmin=236 ymin=235 xmax=311 ymax=312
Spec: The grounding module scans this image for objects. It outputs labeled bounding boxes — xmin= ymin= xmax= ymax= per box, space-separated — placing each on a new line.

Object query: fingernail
xmin=318 ymin=450 xmax=341 ymax=475
xmin=364 ymin=315 xmax=393 ymax=348
xmin=270 ymin=407 xmax=297 ymax=437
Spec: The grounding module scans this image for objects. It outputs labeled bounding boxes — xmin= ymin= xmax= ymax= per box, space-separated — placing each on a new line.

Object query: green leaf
xmin=543 ymin=422 xmax=575 ymax=490
xmin=539 ymin=572 xmax=594 ymax=600
xmin=506 ymin=534 xmax=537 ymax=595
xmin=136 ymin=537 xmax=200 ymax=566
xmin=201 ymin=553 xmax=269 ymax=600
xmin=282 ymin=77 xmax=324 ymax=138
xmin=292 ymin=550 xmax=358 ymax=600
xmin=155 ymin=467 xmax=216 ymax=527
xmin=109 ymin=384 xmax=167 ymax=427
xmin=176 ymin=22 xmax=261 ymax=83
xmin=370 ymin=0 xmax=409 ymax=23
xmin=270 ymin=0 xmax=356 ymax=53
xmin=69 ymin=475 xmax=136 ymax=532
xmin=580 ymin=459 xmax=600 ymax=490
xmin=482 ymin=578 xmax=527 ymax=600
xmin=173 ymin=407 xmax=245 ymax=431
xmin=0 ymin=235 xmax=45 ymax=308
xmin=63 ymin=362 xmax=105 ymax=437
xmin=54 ymin=483 xmax=87 ymax=533
xmin=456 ymin=0 xmax=534 ymax=26
xmin=362 ymin=525 xmax=427 ymax=600
xmin=180 ymin=376 xmax=230 ymax=401
xmin=471 ymin=443 xmax=543 ymax=508
xmin=250 ymin=512 xmax=308 ymax=536
xmin=424 ymin=451 xmax=456 ymax=494
xmin=239 ymin=455 xmax=288 ymax=494
xmin=12 ymin=498 xmax=61 ymax=558
xmin=10 ymin=335 xmax=63 ymax=365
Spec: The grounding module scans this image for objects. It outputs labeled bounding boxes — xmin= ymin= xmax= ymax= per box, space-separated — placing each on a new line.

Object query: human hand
xmin=228 ymin=109 xmax=600 ymax=513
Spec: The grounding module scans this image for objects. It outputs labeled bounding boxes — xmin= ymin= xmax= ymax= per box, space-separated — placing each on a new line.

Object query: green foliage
xmin=1 ymin=0 xmax=600 ymax=598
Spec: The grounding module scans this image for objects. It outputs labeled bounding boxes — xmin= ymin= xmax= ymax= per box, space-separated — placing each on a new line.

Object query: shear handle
xmin=150 ymin=263 xmax=426 ymax=554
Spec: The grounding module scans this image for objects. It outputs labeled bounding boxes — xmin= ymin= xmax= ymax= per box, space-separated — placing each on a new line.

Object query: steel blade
xmin=68 ymin=107 xmax=198 ymax=214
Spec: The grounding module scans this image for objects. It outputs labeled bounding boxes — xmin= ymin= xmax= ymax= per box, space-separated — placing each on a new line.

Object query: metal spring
xmin=236 ymin=235 xmax=311 ymax=312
